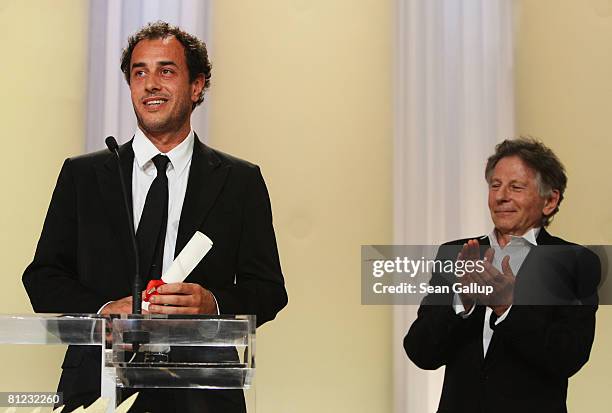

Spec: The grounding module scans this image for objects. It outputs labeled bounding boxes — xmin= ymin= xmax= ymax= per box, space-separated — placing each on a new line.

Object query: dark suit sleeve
xmin=490 ymin=248 xmax=599 ymax=379
xmin=404 ymin=247 xmax=483 ymax=370
xmin=22 ymin=159 xmax=108 ymax=313
xmin=208 ymin=166 xmax=288 ymax=326
xmin=404 ymin=301 xmax=481 ymax=370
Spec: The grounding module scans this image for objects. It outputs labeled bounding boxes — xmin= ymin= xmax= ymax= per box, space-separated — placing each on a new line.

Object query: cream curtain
xmin=392 ymin=1 xmax=515 ymax=411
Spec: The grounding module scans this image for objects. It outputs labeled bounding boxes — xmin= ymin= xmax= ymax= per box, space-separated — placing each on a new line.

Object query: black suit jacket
xmin=404 ymin=229 xmax=599 ymax=413
xmin=22 ymin=136 xmax=288 ymax=411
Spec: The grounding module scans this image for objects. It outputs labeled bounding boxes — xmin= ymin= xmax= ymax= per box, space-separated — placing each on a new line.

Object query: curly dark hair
xmin=120 ymin=21 xmax=212 ymax=108
xmin=485 ymin=137 xmax=567 ymax=227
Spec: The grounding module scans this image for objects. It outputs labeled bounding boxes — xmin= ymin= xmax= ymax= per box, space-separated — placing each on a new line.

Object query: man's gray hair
xmin=485 ymin=137 xmax=567 ymax=227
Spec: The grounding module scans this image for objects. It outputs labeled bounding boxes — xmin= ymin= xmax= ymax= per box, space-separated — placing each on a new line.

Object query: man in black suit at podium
xmin=23 ymin=21 xmax=287 ymax=412
xmin=404 ymin=138 xmax=599 ymax=413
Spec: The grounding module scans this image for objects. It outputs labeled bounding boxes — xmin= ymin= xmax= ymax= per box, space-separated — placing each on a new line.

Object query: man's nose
xmin=145 ymin=73 xmax=161 ymax=92
xmin=495 ymin=185 xmax=510 ymax=202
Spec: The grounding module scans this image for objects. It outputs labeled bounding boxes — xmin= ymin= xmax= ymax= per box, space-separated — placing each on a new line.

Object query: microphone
xmin=105 ymin=136 xmax=142 ymax=315
xmin=104 ymin=136 xmax=119 ymax=152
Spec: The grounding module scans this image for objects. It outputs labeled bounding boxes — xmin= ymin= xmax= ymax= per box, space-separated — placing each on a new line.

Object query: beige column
xmin=0 ymin=0 xmax=88 ymax=397
xmin=210 ymin=1 xmax=393 ymax=411
xmin=515 ymin=1 xmax=612 ymax=411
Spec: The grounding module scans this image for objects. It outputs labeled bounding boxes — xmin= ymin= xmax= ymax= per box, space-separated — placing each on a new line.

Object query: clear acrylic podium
xmin=0 ymin=314 xmax=256 ymax=412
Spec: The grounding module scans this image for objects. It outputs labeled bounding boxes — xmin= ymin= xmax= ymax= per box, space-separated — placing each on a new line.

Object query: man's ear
xmin=542 ymin=189 xmax=560 ymax=216
xmin=190 ymin=73 xmax=206 ymax=103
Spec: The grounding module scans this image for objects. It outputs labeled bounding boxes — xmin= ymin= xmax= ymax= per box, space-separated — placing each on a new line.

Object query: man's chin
xmin=136 ymin=118 xmax=172 ymax=135
xmin=492 ymin=221 xmax=517 ymax=234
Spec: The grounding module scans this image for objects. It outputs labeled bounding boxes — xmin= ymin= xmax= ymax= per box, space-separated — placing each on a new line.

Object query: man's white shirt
xmin=453 ymin=228 xmax=540 ymax=355
xmin=132 ymin=127 xmax=193 ymax=275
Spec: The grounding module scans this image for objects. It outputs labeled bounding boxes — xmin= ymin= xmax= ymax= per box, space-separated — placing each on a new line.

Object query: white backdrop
xmin=392 ymin=1 xmax=516 ymax=411
xmin=85 ymin=0 xmax=212 ymax=151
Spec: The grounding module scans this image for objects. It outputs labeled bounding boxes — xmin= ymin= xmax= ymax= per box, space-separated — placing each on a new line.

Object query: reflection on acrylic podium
xmin=0 ymin=314 xmax=256 ymax=412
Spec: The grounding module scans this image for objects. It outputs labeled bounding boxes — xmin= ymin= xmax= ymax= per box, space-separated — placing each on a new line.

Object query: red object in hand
xmin=144 ymin=279 xmax=166 ymax=302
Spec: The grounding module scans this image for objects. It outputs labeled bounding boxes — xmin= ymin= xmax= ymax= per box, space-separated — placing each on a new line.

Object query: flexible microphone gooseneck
xmin=105 ymin=136 xmax=142 ymax=315
xmin=105 ymin=136 xmax=150 ymax=355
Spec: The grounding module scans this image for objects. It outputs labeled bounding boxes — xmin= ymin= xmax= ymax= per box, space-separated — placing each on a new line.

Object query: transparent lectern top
xmin=0 ymin=314 xmax=255 ymax=347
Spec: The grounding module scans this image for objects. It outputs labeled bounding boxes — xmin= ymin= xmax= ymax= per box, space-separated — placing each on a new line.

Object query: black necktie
xmin=136 ymin=154 xmax=170 ymax=283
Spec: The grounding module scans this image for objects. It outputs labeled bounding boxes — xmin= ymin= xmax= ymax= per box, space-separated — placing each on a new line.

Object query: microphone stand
xmin=105 ymin=136 xmax=150 ymax=352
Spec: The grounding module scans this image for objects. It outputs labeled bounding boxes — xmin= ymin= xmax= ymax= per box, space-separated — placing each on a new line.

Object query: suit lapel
xmin=95 ymin=140 xmax=135 ymax=289
xmin=484 ymin=229 xmax=552 ymax=365
xmin=175 ymin=135 xmax=230 ymax=257
xmin=511 ymin=228 xmax=555 ymax=297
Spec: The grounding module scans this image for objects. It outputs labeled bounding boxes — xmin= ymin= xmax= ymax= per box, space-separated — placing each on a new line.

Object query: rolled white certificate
xmin=142 ymin=232 xmax=213 ymax=311
xmin=163 ymin=231 xmax=213 ymax=283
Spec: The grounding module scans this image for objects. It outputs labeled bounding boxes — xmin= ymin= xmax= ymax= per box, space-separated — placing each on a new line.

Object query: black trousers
xmin=60 ymin=387 xmax=246 ymax=413
xmin=58 ymin=347 xmax=247 ymax=413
